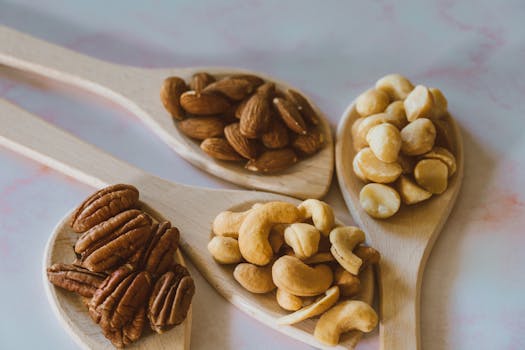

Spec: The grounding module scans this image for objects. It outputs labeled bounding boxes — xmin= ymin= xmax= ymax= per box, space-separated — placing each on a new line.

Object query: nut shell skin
xmin=47 ymin=263 xmax=107 ymax=298
xmin=141 ymin=222 xmax=180 ymax=279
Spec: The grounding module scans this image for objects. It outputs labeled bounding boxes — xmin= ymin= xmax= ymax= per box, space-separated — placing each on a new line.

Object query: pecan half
xmin=141 ymin=222 xmax=180 ymax=279
xmin=70 ymin=184 xmax=139 ymax=233
xmin=148 ymin=265 xmax=195 ymax=334
xmin=75 ymin=209 xmax=153 ymax=272
xmin=47 ymin=263 xmax=106 ymax=297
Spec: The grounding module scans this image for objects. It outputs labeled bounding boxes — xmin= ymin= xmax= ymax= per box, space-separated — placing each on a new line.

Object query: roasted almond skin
xmin=160 ymin=77 xmax=188 ymax=120
xmin=285 ymin=89 xmax=319 ymax=125
xmin=273 ymin=97 xmax=307 ymax=135
xmin=245 ymin=148 xmax=298 ymax=173
xmin=201 ymin=138 xmax=244 ymax=161
xmin=178 ymin=116 xmax=225 ymax=140
xmin=190 ymin=72 xmax=215 ymax=94
xmin=204 ymin=77 xmax=256 ymax=101
xmin=235 ymin=99 xmax=249 ymax=119
xmin=239 ymin=92 xmax=272 ymax=138
xmin=230 ymin=74 xmax=264 ymax=88
xmin=180 ymin=91 xmax=231 ymax=115
xmin=262 ymin=118 xmax=289 ymax=149
xmin=292 ymin=129 xmax=324 ymax=155
xmin=224 ymin=123 xmax=258 ymax=159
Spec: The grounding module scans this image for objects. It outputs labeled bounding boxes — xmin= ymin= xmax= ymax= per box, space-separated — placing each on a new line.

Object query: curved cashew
xmin=355 ymin=245 xmax=381 ymax=272
xmin=238 ymin=202 xmax=300 ymax=266
xmin=233 ymin=263 xmax=276 ymax=294
xmin=269 ymin=224 xmax=286 ymax=253
xmin=276 ymin=289 xmax=302 ymax=311
xmin=313 ymin=300 xmax=378 ymax=346
xmin=207 ymin=236 xmax=242 ymax=264
xmin=284 ymin=223 xmax=320 ymax=259
xmin=272 ymin=255 xmax=333 ymax=296
xmin=212 ymin=210 xmax=249 ymax=238
xmin=277 ymin=285 xmax=340 ymax=325
xmin=334 ymin=266 xmax=361 ymax=297
xmin=298 ymin=199 xmax=335 ymax=236
xmin=302 ymin=252 xmax=334 ymax=265
xmin=329 ymin=227 xmax=365 ymax=275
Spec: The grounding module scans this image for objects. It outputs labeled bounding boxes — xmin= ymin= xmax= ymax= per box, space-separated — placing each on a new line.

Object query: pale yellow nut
xmin=396 ymin=175 xmax=432 ymax=205
xmin=212 ymin=210 xmax=251 ymax=238
xmin=422 ymin=146 xmax=456 ymax=176
xmin=351 ymin=117 xmax=367 ymax=151
xmin=355 ymin=89 xmax=390 ymax=117
xmin=404 ymin=85 xmax=434 ymax=121
xmin=385 ymin=100 xmax=408 ymax=128
xmin=400 ymin=118 xmax=436 ymax=156
xmin=429 ymin=87 xmax=448 ymax=119
xmin=233 ymin=263 xmax=276 ymax=294
xmin=269 ymin=225 xmax=286 ymax=253
xmin=334 ymin=266 xmax=361 ymax=297
xmin=297 ymin=199 xmax=335 ymax=236
xmin=398 ymin=153 xmax=415 ymax=174
xmin=359 ymin=183 xmax=401 ymax=219
xmin=357 ymin=113 xmax=406 ymax=146
xmin=277 ymin=286 xmax=340 ymax=325
xmin=352 ymin=153 xmax=369 ymax=182
xmin=329 ymin=226 xmax=365 ymax=275
xmin=284 ymin=223 xmax=320 ymax=260
xmin=354 ymin=266 xmax=375 ymax=304
xmin=207 ymin=236 xmax=243 ymax=264
xmin=366 ymin=123 xmax=402 ymax=163
xmin=375 ymin=73 xmax=414 ymax=100
xmin=314 ymin=300 xmax=378 ymax=346
xmin=414 ymin=159 xmax=448 ymax=194
xmin=276 ymin=289 xmax=303 ymax=311
xmin=272 ymin=255 xmax=333 ymax=296
xmin=302 ymin=252 xmax=335 ymax=265
xmin=354 ymin=148 xmax=402 ymax=183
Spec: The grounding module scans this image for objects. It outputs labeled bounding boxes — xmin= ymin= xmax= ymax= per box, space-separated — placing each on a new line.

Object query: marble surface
xmin=1 ymin=1 xmax=524 ymax=349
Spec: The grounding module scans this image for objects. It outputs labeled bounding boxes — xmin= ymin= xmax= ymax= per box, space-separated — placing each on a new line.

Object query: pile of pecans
xmin=351 ymin=74 xmax=458 ymax=219
xmin=46 ymin=184 xmax=194 ymax=348
xmin=161 ymin=72 xmax=325 ymax=173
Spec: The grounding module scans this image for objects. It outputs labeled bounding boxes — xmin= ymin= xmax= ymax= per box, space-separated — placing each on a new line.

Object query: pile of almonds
xmin=207 ymin=199 xmax=380 ymax=346
xmin=46 ymin=184 xmax=194 ymax=348
xmin=161 ymin=72 xmax=325 ymax=173
xmin=351 ymin=74 xmax=457 ymax=219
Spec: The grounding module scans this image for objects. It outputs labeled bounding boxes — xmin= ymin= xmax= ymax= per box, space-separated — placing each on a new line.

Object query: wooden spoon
xmin=0 ymin=26 xmax=333 ymax=199
xmin=0 ymin=100 xmax=368 ymax=349
xmin=43 ymin=207 xmax=191 ymax=349
xmin=335 ymin=100 xmax=464 ymax=349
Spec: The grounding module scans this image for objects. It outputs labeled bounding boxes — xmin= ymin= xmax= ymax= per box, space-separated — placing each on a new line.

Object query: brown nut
xmin=160 ymin=77 xmax=188 ymax=120
xmin=273 ymin=97 xmax=307 ymax=135
xmin=233 ymin=263 xmax=276 ymax=294
xmin=396 ymin=175 xmax=432 ymax=205
xmin=47 ymin=263 xmax=107 ymax=298
xmin=224 ymin=123 xmax=258 ymax=160
xmin=245 ymin=148 xmax=298 ymax=173
xmin=148 ymin=265 xmax=195 ymax=334
xmin=400 ymin=118 xmax=437 ymax=156
xmin=422 ymin=146 xmax=456 ymax=176
xmin=203 ymin=77 xmax=256 ymax=101
xmin=240 ymin=84 xmax=273 ymax=138
xmin=334 ymin=266 xmax=361 ymax=297
xmin=354 ymin=148 xmax=402 ymax=183
xmin=207 ymin=236 xmax=243 ymax=264
xmin=366 ymin=123 xmax=402 ymax=163
xmin=276 ymin=289 xmax=303 ymax=311
xmin=329 ymin=226 xmax=365 ymax=275
xmin=359 ymin=183 xmax=401 ymax=219
xmin=292 ymin=128 xmax=324 ymax=155
xmin=414 ymin=159 xmax=448 ymax=194
xmin=141 ymin=222 xmax=180 ymax=278
xmin=180 ymin=90 xmax=231 ymax=115
xmin=190 ymin=72 xmax=215 ymax=93
xmin=201 ymin=137 xmax=244 ymax=161
xmin=178 ymin=116 xmax=226 ymax=140
xmin=404 ymin=85 xmax=434 ymax=121
xmin=429 ymin=87 xmax=448 ymax=119
xmin=262 ymin=118 xmax=290 ymax=149
xmin=375 ymin=73 xmax=414 ymax=100
xmin=277 ymin=286 xmax=340 ymax=325
xmin=355 ymin=89 xmax=390 ymax=117
xmin=284 ymin=89 xmax=319 ymax=125
xmin=70 ymin=184 xmax=139 ymax=233
xmin=284 ymin=223 xmax=321 ymax=260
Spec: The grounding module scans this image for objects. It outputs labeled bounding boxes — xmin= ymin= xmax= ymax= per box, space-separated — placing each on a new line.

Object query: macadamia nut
xmin=355 ymin=89 xmax=390 ymax=117
xmin=359 ymin=183 xmax=401 ymax=219
xmin=375 ymin=74 xmax=414 ymax=100
xmin=385 ymin=101 xmax=408 ymax=128
xmin=422 ymin=146 xmax=456 ymax=176
xmin=366 ymin=123 xmax=402 ymax=163
xmin=354 ymin=148 xmax=402 ymax=183
xmin=396 ymin=175 xmax=432 ymax=205
xmin=400 ymin=118 xmax=436 ymax=155
xmin=429 ymin=87 xmax=448 ymax=119
xmin=404 ymin=85 xmax=433 ymax=121
xmin=414 ymin=159 xmax=448 ymax=194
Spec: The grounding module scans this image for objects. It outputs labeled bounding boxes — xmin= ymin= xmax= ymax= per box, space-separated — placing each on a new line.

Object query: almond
xmin=200 ymin=138 xmax=243 ymax=161
xmin=240 ymin=91 xmax=272 ymax=138
xmin=245 ymin=148 xmax=298 ymax=173
xmin=292 ymin=129 xmax=324 ymax=155
xmin=230 ymin=74 xmax=265 ymax=88
xmin=190 ymin=72 xmax=215 ymax=94
xmin=257 ymin=82 xmax=276 ymax=98
xmin=178 ymin=116 xmax=225 ymax=140
xmin=204 ymin=78 xmax=255 ymax=101
xmin=273 ymin=97 xmax=307 ymax=135
xmin=180 ymin=91 xmax=231 ymax=115
xmin=224 ymin=123 xmax=258 ymax=159
xmin=235 ymin=99 xmax=249 ymax=119
xmin=160 ymin=77 xmax=188 ymax=120
xmin=262 ymin=118 xmax=289 ymax=149
xmin=285 ymin=89 xmax=319 ymax=125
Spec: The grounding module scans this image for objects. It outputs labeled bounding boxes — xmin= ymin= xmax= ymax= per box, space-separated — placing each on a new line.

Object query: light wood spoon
xmin=0 ymin=99 xmax=368 ymax=349
xmin=335 ymin=100 xmax=464 ymax=349
xmin=0 ymin=25 xmax=333 ymax=199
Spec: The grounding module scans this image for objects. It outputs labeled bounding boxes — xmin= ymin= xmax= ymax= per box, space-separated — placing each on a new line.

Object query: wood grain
xmin=0 ymin=25 xmax=333 ymax=199
xmin=335 ymin=101 xmax=464 ymax=350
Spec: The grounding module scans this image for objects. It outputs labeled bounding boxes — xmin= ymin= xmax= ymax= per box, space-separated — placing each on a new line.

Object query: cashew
xmin=354 ymin=245 xmax=381 ymax=272
xmin=359 ymin=183 xmax=401 ymax=219
xmin=212 ymin=210 xmax=249 ymax=238
xmin=238 ymin=202 xmax=300 ymax=266
xmin=351 ymin=117 xmax=367 ymax=151
xmin=429 ymin=87 xmax=448 ymax=119
xmin=404 ymin=85 xmax=434 ymax=121
xmin=422 ymin=146 xmax=456 ymax=176
xmin=414 ymin=159 xmax=448 ymax=194
xmin=276 ymin=289 xmax=302 ymax=311
xmin=207 ymin=236 xmax=242 ymax=264
xmin=354 ymin=148 xmax=402 ymax=183
xmin=334 ymin=266 xmax=361 ymax=297
xmin=277 ymin=286 xmax=340 ymax=325
xmin=355 ymin=89 xmax=390 ymax=117
xmin=284 ymin=223 xmax=320 ymax=259
xmin=396 ymin=175 xmax=432 ymax=205
xmin=297 ymin=199 xmax=335 ymax=236
xmin=329 ymin=227 xmax=365 ymax=275
xmin=384 ymin=100 xmax=408 ymax=128
xmin=302 ymin=252 xmax=334 ymax=265
xmin=375 ymin=73 xmax=414 ymax=100
xmin=272 ymin=255 xmax=333 ymax=296
xmin=269 ymin=224 xmax=286 ymax=253
xmin=400 ymin=118 xmax=436 ymax=156
xmin=233 ymin=263 xmax=276 ymax=294
xmin=313 ymin=300 xmax=378 ymax=346
xmin=366 ymin=123 xmax=402 ymax=163
xmin=354 ymin=266 xmax=375 ymax=304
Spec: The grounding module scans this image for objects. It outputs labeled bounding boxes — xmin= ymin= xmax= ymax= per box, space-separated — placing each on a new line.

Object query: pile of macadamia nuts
xmin=207 ymin=200 xmax=380 ymax=346
xmin=351 ymin=74 xmax=457 ymax=219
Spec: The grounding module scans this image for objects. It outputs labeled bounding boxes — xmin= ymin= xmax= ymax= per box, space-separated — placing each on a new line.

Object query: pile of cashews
xmin=352 ymin=74 xmax=458 ymax=219
xmin=208 ymin=199 xmax=380 ymax=346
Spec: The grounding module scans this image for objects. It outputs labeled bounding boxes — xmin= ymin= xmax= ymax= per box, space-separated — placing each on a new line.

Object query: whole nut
xmin=334 ymin=266 xmax=361 ymax=297
xmin=398 ymin=153 xmax=416 ymax=174
xmin=422 ymin=146 xmax=456 ymax=176
xmin=190 ymin=72 xmax=215 ymax=94
xmin=414 ymin=159 xmax=449 ymax=194
xmin=404 ymin=85 xmax=434 ymax=121
xmin=284 ymin=223 xmax=321 ymax=260
xmin=240 ymin=83 xmax=273 ymax=138
xmin=160 ymin=77 xmax=188 ymax=120
xmin=178 ymin=116 xmax=225 ymax=140
xmin=353 ymin=153 xmax=368 ymax=182
xmin=180 ymin=90 xmax=231 ymax=115
xmin=262 ymin=118 xmax=290 ymax=149
xmin=276 ymin=289 xmax=303 ymax=311
xmin=354 ymin=245 xmax=381 ymax=272
xmin=201 ymin=138 xmax=244 ymax=161
xmin=212 ymin=209 xmax=252 ymax=238
xmin=141 ymin=222 xmax=180 ymax=278
xmin=396 ymin=175 xmax=432 ymax=205
xmin=233 ymin=263 xmax=276 ymax=294
xmin=359 ymin=183 xmax=401 ymax=219
xmin=329 ymin=226 xmax=365 ymax=275
xmin=356 ymin=112 xmax=406 ymax=149
xmin=47 ymin=263 xmax=107 ymax=298
xmin=355 ymin=89 xmax=390 ymax=117
xmin=354 ymin=147 xmax=402 ymax=183
xmin=400 ymin=118 xmax=437 ymax=156
xmin=292 ymin=129 xmax=324 ymax=155
xmin=429 ymin=87 xmax=448 ymax=119
xmin=297 ymin=199 xmax=335 ymax=236
xmin=245 ymin=148 xmax=298 ymax=173
xmin=384 ymin=101 xmax=408 ymax=128
xmin=375 ymin=74 xmax=414 ymax=100
xmin=207 ymin=236 xmax=243 ymax=264
xmin=284 ymin=89 xmax=319 ymax=125
xmin=224 ymin=123 xmax=258 ymax=160
xmin=352 ymin=117 xmax=367 ymax=151
xmin=203 ymin=77 xmax=256 ymax=101
xmin=277 ymin=285 xmax=340 ymax=325
xmin=273 ymin=97 xmax=307 ymax=135
xmin=366 ymin=123 xmax=402 ymax=163
xmin=70 ymin=184 xmax=139 ymax=233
